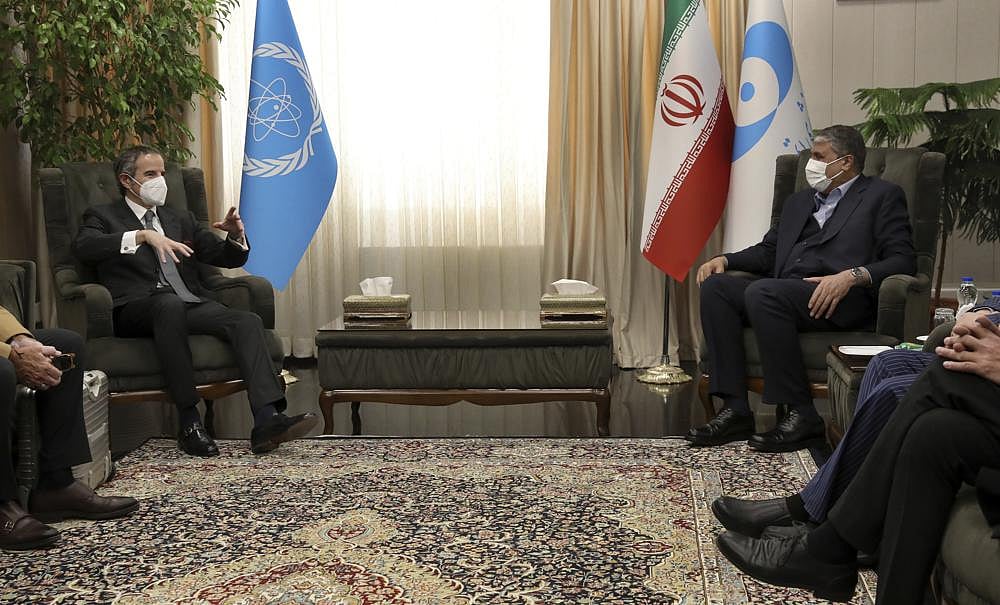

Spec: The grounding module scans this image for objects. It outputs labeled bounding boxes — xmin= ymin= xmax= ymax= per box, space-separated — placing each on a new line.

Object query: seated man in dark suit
xmin=691 ymin=125 xmax=916 ymax=452
xmin=711 ymin=298 xmax=1000 ymax=541
xmin=716 ymin=314 xmax=1000 ymax=602
xmin=73 ymin=145 xmax=318 ymax=458
xmin=1 ymin=305 xmax=137 ymax=550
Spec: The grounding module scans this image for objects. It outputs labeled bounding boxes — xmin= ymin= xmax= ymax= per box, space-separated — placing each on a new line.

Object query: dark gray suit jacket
xmin=725 ymin=175 xmax=916 ymax=290
xmin=73 ymin=202 xmax=249 ymax=308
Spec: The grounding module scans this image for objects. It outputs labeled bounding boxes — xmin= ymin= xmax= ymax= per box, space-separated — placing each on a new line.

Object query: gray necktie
xmin=143 ymin=210 xmax=200 ymax=303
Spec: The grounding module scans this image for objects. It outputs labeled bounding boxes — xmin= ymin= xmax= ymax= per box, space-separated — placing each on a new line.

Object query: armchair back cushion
xmin=0 ymin=260 xmax=35 ymax=328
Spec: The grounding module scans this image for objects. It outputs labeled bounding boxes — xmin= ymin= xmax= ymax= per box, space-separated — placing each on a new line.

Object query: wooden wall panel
xmin=873 ymin=1 xmax=916 ymax=88
xmin=791 ymin=0 xmax=835 ymax=128
xmin=830 ymin=1 xmax=875 ymax=125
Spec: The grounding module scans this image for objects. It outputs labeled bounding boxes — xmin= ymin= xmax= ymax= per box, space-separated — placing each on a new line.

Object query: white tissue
xmin=360 ymin=277 xmax=394 ymax=296
xmin=551 ymin=278 xmax=599 ymax=295
xmin=956 ymin=302 xmax=975 ymax=318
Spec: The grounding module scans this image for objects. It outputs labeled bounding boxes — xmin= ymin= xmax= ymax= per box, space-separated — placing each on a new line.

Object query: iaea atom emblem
xmin=243 ymin=42 xmax=324 ymax=178
xmin=659 ymin=74 xmax=705 ymax=127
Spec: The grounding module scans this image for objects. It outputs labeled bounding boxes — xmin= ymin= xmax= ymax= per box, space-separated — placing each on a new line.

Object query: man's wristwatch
xmin=850 ymin=267 xmax=866 ymax=285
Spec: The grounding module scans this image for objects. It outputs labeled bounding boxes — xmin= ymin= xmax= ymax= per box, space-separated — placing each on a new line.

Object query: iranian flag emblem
xmin=641 ymin=0 xmax=734 ymax=281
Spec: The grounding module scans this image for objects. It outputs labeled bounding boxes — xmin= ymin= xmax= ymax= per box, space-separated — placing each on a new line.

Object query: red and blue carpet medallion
xmin=2 ymin=438 xmax=876 ymax=603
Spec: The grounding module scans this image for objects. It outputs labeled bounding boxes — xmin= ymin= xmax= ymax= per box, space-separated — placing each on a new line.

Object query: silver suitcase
xmin=72 ymin=370 xmax=114 ymax=489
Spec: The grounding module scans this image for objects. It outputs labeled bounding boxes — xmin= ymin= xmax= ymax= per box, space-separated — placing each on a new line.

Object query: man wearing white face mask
xmin=690 ymin=125 xmax=916 ymax=453
xmin=73 ymin=146 xmax=318 ymax=458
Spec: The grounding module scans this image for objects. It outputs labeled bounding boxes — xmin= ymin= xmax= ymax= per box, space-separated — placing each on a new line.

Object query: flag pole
xmin=636 ymin=276 xmax=692 ymax=384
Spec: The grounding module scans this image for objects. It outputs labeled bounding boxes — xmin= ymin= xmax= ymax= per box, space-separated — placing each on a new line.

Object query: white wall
xmin=784 ymin=0 xmax=1000 ymax=292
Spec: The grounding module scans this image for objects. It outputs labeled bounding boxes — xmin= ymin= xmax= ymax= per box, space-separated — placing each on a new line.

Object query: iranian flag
xmin=641 ymin=0 xmax=734 ymax=281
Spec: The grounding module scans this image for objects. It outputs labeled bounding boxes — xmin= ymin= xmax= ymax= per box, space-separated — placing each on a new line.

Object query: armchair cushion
xmin=88 ymin=333 xmax=284 ymax=393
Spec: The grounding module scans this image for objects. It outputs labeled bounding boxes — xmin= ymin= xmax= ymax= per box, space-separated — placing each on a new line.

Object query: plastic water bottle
xmin=958 ymin=276 xmax=979 ymax=308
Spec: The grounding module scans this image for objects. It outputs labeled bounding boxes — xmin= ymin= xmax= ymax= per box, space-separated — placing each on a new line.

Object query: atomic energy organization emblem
xmin=243 ymin=42 xmax=324 ymax=178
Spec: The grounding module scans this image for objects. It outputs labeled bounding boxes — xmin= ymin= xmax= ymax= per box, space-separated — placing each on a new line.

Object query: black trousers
xmin=826 ymin=359 xmax=1000 ymax=603
xmin=700 ymin=273 xmax=873 ymax=408
xmin=0 ymin=329 xmax=91 ymax=501
xmin=114 ymin=293 xmax=284 ymax=420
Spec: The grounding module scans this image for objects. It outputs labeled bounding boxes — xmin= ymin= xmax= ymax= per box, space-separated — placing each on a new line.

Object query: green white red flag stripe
xmin=641 ymin=0 xmax=735 ymax=281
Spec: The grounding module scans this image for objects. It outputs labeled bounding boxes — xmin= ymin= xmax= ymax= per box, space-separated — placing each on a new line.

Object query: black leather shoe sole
xmin=716 ymin=534 xmax=856 ymax=602
xmin=251 ymin=413 xmax=319 ymax=455
xmin=177 ymin=440 xmax=220 ymax=458
xmin=747 ymin=435 xmax=825 ymax=453
xmin=686 ymin=429 xmax=754 ymax=447
xmin=33 ymin=500 xmax=139 ymax=523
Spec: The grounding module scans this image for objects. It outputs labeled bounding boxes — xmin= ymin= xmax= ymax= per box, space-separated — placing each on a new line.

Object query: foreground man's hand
xmin=937 ymin=316 xmax=1000 ymax=384
xmin=696 ymin=256 xmax=727 ymax=285
xmin=804 ymin=270 xmax=855 ymax=319
xmin=8 ymin=335 xmax=61 ymax=389
xmin=138 ymin=230 xmax=193 ymax=264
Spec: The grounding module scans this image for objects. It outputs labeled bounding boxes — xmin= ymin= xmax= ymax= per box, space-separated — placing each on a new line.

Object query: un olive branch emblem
xmin=242 ymin=42 xmax=324 ymax=178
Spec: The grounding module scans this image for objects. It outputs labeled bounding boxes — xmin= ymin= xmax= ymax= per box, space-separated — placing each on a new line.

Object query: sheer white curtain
xmin=217 ymin=0 xmax=549 ymax=356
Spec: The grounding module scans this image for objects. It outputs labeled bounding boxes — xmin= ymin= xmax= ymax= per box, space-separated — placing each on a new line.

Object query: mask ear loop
xmin=122 ymin=173 xmax=142 ymax=197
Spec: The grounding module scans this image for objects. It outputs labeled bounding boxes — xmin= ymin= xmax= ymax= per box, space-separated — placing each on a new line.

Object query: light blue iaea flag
xmin=722 ymin=0 xmax=812 ymax=251
xmin=239 ymin=0 xmax=337 ymax=290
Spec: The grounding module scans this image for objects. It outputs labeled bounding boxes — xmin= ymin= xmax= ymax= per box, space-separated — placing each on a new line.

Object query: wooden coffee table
xmin=316 ymin=311 xmax=613 ymax=436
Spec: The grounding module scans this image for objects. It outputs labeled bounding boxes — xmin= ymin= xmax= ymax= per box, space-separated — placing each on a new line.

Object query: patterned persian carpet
xmin=2 ymin=438 xmax=877 ymax=604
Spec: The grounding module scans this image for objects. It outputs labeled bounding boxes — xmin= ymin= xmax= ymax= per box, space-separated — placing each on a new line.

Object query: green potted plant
xmin=853 ymin=78 xmax=1000 ymax=306
xmin=0 ymin=0 xmax=237 ymax=167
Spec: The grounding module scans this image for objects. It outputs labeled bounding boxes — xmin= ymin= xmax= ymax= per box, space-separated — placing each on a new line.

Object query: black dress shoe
xmin=178 ymin=422 xmax=220 ymax=457
xmin=760 ymin=521 xmax=815 ymax=540
xmin=30 ymin=480 xmax=139 ymax=523
xmin=0 ymin=501 xmax=59 ymax=550
xmin=716 ymin=531 xmax=858 ymax=602
xmin=250 ymin=412 xmax=319 ymax=454
xmin=759 ymin=523 xmax=877 ymax=568
xmin=686 ymin=407 xmax=755 ymax=446
xmin=748 ymin=409 xmax=825 ymax=453
xmin=712 ymin=496 xmax=794 ymax=538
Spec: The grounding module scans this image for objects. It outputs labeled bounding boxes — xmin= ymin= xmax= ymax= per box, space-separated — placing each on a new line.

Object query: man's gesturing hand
xmin=213 ymin=206 xmax=245 ymax=243
xmin=138 ymin=230 xmax=193 ymax=264
xmin=8 ymin=335 xmax=61 ymax=389
xmin=696 ymin=257 xmax=727 ymax=285
xmin=937 ymin=316 xmax=1000 ymax=384
xmin=803 ymin=270 xmax=856 ymax=319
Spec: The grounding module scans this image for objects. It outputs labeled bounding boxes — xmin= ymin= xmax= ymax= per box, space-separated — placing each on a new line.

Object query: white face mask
xmin=805 ymin=155 xmax=848 ymax=192
xmin=126 ymin=174 xmax=168 ymax=207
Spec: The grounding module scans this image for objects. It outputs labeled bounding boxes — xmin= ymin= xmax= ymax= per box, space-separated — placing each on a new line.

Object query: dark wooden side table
xmin=316 ymin=311 xmax=614 ymax=436
xmin=825 ymin=346 xmax=879 ymax=445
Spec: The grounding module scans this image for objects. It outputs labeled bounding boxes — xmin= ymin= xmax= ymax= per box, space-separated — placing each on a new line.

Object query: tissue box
xmin=343 ymin=294 xmax=411 ymax=314
xmin=540 ymin=293 xmax=606 ymax=310
xmin=343 ymin=294 xmax=412 ymax=329
xmin=539 ymin=293 xmax=608 ymax=329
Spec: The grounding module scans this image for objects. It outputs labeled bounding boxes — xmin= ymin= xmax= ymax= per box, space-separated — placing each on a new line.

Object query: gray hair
xmin=114 ymin=145 xmax=163 ymax=196
xmin=813 ymin=125 xmax=866 ymax=172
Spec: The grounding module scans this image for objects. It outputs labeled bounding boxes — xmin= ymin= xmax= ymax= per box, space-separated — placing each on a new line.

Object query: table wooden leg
xmin=595 ymin=390 xmax=610 ymax=437
xmin=319 ymin=391 xmax=335 ymax=434
xmin=697 ymin=375 xmax=716 ymax=421
xmin=351 ymin=401 xmax=362 ymax=435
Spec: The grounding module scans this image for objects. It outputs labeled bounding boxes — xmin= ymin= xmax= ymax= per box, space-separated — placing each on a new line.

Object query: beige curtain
xmin=543 ymin=0 xmax=745 ymax=368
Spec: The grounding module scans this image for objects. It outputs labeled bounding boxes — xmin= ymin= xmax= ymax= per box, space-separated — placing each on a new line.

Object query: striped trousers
xmin=801 ymin=349 xmax=936 ymax=522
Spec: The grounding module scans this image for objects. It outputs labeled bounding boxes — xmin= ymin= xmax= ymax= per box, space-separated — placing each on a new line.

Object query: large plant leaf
xmin=0 ymin=0 xmax=238 ymax=167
